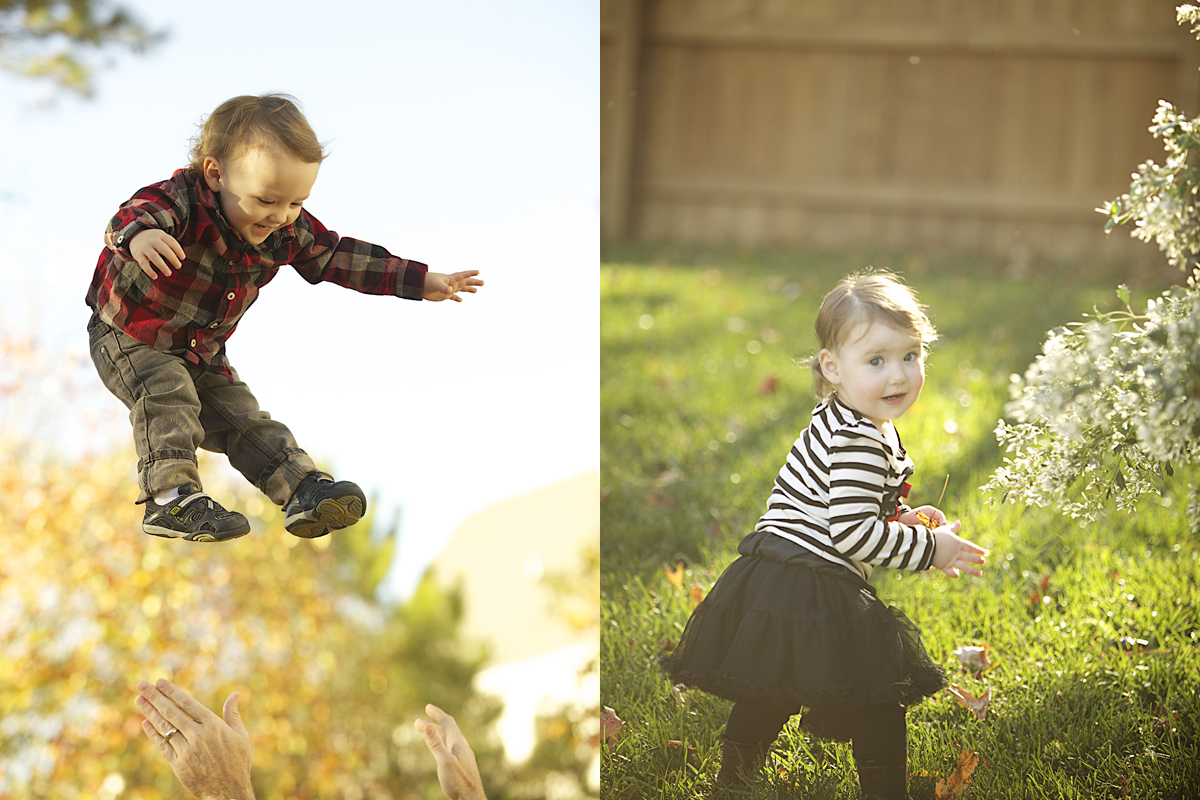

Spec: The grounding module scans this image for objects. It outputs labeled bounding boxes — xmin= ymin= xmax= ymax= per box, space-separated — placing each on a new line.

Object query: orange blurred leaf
xmin=935 ymin=748 xmax=981 ymax=799
xmin=665 ymin=561 xmax=684 ymax=589
xmin=1030 ymin=574 xmax=1052 ymax=604
xmin=758 ymin=375 xmax=779 ymax=395
xmin=689 ymin=583 xmax=705 ymax=608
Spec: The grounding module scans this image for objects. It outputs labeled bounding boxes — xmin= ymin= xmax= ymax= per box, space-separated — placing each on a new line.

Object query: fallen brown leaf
xmin=601 ymin=706 xmax=624 ymax=748
xmin=690 ymin=583 xmax=705 ymax=608
xmin=935 ymin=748 xmax=980 ymax=799
xmin=952 ymin=644 xmax=994 ymax=679
xmin=947 ymin=684 xmax=992 ymax=721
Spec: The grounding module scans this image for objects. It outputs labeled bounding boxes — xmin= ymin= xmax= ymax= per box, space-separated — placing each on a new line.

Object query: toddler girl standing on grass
xmin=662 ymin=270 xmax=988 ymax=799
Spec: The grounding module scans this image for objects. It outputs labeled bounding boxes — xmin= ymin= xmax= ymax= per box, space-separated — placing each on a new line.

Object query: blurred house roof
xmin=431 ymin=471 xmax=598 ymax=668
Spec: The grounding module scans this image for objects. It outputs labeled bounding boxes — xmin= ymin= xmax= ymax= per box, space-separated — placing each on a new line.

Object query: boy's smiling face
xmin=203 ymin=145 xmax=319 ymax=245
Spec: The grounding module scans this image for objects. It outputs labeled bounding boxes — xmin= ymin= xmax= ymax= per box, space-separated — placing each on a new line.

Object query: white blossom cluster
xmin=982 ymin=280 xmax=1200 ymax=528
xmin=1099 ymin=100 xmax=1200 ymax=274
xmin=985 ymin=4 xmax=1200 ymax=528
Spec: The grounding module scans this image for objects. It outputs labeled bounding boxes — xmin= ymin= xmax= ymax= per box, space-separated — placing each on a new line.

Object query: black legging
xmin=724 ymin=698 xmax=906 ymax=766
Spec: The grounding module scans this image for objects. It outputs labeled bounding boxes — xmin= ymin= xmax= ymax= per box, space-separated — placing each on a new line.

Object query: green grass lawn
xmin=600 ymin=248 xmax=1200 ymax=799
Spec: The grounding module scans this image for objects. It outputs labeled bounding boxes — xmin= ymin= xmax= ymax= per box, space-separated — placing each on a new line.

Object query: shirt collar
xmin=823 ymin=395 xmax=904 ymax=452
xmin=182 ymin=168 xmax=297 ymax=249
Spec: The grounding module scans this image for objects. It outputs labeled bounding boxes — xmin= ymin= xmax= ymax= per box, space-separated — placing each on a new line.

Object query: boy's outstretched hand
xmin=930 ymin=520 xmax=989 ymax=579
xmin=423 ymin=270 xmax=484 ymax=302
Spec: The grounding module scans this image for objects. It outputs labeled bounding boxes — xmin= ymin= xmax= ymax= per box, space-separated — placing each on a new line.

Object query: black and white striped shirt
xmin=754 ymin=396 xmax=936 ymax=580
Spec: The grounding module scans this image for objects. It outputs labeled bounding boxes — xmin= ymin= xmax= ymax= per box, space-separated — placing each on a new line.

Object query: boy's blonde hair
xmin=809 ymin=269 xmax=937 ymax=399
xmin=186 ymin=93 xmax=327 ymax=179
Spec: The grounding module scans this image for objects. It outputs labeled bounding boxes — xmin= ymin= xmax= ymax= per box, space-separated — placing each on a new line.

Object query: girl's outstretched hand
xmin=931 ymin=520 xmax=989 ymax=578
xmin=899 ymin=505 xmax=946 ymax=527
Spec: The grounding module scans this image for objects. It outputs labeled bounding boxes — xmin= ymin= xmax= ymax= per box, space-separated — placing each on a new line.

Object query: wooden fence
xmin=601 ymin=0 xmax=1200 ymax=263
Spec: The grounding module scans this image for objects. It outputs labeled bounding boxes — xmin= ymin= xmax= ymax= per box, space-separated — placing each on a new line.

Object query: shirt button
xmin=190 ymin=339 xmax=197 ymax=347
xmin=227 ymin=292 xmax=235 ymax=300
xmin=209 ymin=322 xmax=219 ymax=329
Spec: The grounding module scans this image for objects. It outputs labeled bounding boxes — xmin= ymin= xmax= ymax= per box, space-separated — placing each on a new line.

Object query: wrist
xmin=200 ymin=780 xmax=255 ymax=800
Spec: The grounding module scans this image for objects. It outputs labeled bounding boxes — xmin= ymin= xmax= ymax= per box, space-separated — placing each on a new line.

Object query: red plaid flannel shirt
xmin=86 ymin=169 xmax=427 ymax=381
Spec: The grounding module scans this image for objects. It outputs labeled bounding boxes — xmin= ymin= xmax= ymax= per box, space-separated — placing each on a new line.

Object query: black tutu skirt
xmin=662 ymin=532 xmax=946 ymax=727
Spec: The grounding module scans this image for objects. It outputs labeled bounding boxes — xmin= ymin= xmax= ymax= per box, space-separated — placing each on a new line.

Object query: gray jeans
xmin=87 ymin=313 xmax=317 ymax=506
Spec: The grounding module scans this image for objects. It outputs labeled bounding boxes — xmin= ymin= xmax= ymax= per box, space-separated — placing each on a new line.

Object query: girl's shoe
xmin=709 ymin=738 xmax=764 ymax=796
xmin=283 ymin=471 xmax=366 ymax=538
xmin=858 ymin=758 xmax=910 ymax=800
xmin=142 ymin=484 xmax=251 ymax=542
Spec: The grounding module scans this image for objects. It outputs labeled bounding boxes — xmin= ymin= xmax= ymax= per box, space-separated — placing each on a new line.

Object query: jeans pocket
xmin=89 ymin=321 xmax=136 ymax=409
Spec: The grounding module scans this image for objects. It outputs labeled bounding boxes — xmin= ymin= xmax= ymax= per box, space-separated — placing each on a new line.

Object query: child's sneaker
xmin=143 ymin=483 xmax=251 ymax=542
xmin=284 ymin=471 xmax=366 ymax=539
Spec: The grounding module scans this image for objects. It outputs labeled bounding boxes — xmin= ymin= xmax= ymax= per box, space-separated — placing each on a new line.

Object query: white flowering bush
xmin=983 ymin=6 xmax=1200 ymax=529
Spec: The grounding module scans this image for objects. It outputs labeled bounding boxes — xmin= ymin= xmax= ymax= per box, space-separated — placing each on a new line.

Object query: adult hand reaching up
xmin=134 ymin=678 xmax=255 ymax=800
xmin=415 ymin=704 xmax=488 ymax=800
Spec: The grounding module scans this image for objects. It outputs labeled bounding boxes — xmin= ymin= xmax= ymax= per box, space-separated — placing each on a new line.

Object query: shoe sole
xmin=143 ymin=521 xmax=251 ymax=542
xmin=285 ymin=494 xmax=365 ymax=539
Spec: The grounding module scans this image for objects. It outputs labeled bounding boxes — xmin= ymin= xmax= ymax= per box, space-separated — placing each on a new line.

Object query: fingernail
xmin=156 ymin=678 xmax=167 ymax=690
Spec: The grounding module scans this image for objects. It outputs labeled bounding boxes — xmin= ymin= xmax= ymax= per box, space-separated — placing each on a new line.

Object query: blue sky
xmin=0 ymin=0 xmax=598 ymax=600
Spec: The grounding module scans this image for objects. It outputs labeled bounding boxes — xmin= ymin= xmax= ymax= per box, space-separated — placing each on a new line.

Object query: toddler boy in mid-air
xmin=86 ymin=93 xmax=482 ymax=542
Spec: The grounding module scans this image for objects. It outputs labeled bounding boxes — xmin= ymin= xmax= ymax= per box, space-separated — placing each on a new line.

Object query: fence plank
xmin=602 ymin=0 xmax=1200 ymax=260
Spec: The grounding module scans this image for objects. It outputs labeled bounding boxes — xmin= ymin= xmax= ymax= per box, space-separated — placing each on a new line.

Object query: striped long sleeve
xmin=755 ymin=397 xmax=936 ymax=579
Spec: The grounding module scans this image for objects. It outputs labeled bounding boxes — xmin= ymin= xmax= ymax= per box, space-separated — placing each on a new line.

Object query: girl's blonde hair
xmin=185 ymin=93 xmax=327 ymax=179
xmin=809 ymin=269 xmax=937 ymax=399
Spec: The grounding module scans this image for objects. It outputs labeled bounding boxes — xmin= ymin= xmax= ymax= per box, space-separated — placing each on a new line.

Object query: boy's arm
xmin=105 ymin=175 xmax=190 ymax=264
xmin=288 ymin=210 xmax=429 ymax=299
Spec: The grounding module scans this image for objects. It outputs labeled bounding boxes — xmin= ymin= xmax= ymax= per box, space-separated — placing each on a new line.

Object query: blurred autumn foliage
xmin=0 ymin=331 xmax=601 ymax=799
xmin=515 ymin=546 xmax=601 ymax=796
xmin=0 ymin=330 xmax=505 ymax=799
xmin=0 ymin=439 xmax=507 ymax=799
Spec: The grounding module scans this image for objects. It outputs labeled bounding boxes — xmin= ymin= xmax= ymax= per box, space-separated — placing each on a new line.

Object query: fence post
xmin=602 ymin=0 xmax=645 ymax=242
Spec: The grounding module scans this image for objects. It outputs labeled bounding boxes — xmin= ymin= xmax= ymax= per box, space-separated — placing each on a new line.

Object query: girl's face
xmin=818 ymin=320 xmax=925 ymax=430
